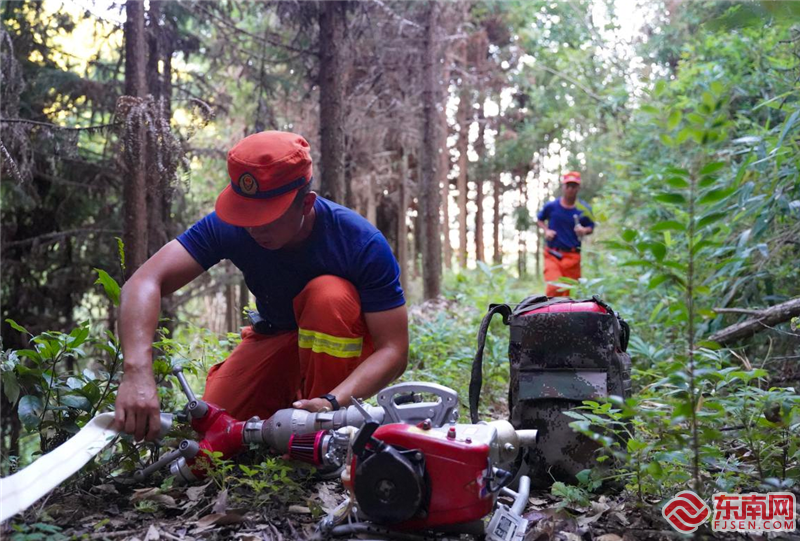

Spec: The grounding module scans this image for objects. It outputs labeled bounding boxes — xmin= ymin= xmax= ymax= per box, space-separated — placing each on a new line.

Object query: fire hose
xmin=1 ymin=413 xmax=118 ymax=522
xmin=0 ymin=412 xmax=173 ymax=523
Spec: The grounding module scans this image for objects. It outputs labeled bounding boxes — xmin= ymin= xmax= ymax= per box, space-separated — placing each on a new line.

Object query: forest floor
xmin=4 ymin=301 xmax=799 ymax=540
xmin=8 ymin=456 xmax=793 ymax=541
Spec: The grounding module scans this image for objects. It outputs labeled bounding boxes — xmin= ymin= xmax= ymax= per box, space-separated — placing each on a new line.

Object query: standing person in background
xmin=536 ymin=171 xmax=595 ymax=297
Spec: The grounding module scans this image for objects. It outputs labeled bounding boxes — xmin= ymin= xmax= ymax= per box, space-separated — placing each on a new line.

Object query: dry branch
xmin=0 ymin=118 xmax=119 ymax=131
xmin=710 ymin=297 xmax=800 ymax=345
xmin=1 ymin=228 xmax=121 ymax=250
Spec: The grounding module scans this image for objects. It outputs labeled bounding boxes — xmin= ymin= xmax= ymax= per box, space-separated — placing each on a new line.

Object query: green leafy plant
xmin=10 ymin=522 xmax=68 ymax=541
xmin=4 ymin=318 xmax=116 ymax=453
xmin=235 ymin=457 xmax=306 ymax=505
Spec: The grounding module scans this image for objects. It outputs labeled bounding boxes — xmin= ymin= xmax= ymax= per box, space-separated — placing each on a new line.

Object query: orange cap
xmin=562 ymin=171 xmax=581 ymax=184
xmin=215 ymin=131 xmax=313 ymax=227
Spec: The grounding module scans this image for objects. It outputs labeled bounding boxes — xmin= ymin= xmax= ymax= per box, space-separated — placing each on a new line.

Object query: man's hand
xmin=114 ymin=241 xmax=205 ymax=441
xmin=114 ymin=371 xmax=162 ymax=441
xmin=574 ymin=225 xmax=592 ymax=237
xmin=545 ymin=228 xmax=557 ymax=241
xmin=292 ymin=397 xmax=335 ymax=412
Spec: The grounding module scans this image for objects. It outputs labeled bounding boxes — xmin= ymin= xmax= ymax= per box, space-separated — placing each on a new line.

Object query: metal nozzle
xmin=172 ymin=367 xmax=208 ymax=418
xmin=515 ymin=429 xmax=538 ymax=447
xmin=172 ymin=367 xmax=196 ymax=402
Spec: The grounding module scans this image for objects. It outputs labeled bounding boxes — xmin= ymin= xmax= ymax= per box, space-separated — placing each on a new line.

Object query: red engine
xmin=346 ymin=421 xmax=505 ymax=529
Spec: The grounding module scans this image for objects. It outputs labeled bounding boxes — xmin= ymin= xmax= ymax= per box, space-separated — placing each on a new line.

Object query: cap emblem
xmin=239 ymin=173 xmax=259 ymax=196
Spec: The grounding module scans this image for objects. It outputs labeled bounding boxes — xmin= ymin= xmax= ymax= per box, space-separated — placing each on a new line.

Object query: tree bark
xmin=517 ymin=171 xmax=528 ymax=278
xmin=239 ymin=276 xmax=250 ymax=314
xmin=439 ymin=49 xmax=452 ymax=270
xmin=318 ymin=1 xmax=347 ymax=204
xmin=420 ymin=1 xmax=442 ymax=299
xmin=123 ymin=0 xmax=148 ymax=279
xmin=493 ymin=176 xmax=502 ymax=264
xmin=146 ymin=0 xmax=166 ymax=259
xmin=474 ymin=107 xmax=485 ymax=263
xmin=710 ymin=298 xmax=800 ymax=345
xmin=413 ymin=206 xmax=422 ymax=279
xmin=455 ymin=75 xmax=470 ymax=270
xmin=397 ymin=150 xmax=408 ymax=292
xmin=226 ymin=284 xmax=238 ymax=334
xmin=366 ymin=172 xmax=376 ymax=226
xmin=146 ymin=1 xmax=161 ymax=102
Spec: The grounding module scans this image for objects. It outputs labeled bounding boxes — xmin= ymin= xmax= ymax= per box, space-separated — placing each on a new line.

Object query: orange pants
xmin=203 ymin=275 xmax=374 ymax=420
xmin=543 ymin=250 xmax=581 ymax=297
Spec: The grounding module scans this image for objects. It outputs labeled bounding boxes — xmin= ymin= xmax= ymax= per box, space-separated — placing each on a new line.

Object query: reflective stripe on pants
xmin=202 ymin=275 xmax=373 ymax=420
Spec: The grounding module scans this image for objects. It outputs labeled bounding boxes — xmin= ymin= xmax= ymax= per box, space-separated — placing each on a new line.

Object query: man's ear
xmin=302 ymin=192 xmax=317 ymax=215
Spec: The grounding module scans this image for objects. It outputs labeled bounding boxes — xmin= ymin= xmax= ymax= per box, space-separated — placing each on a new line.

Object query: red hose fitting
xmin=287 ymin=431 xmax=326 ymax=466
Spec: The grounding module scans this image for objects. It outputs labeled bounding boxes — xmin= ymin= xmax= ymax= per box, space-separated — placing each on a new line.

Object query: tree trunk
xmin=439 ymin=49 xmax=452 ymax=271
xmin=239 ymin=276 xmax=250 ymax=316
xmin=366 ymin=173 xmax=377 ymax=226
xmin=318 ymin=1 xmax=347 ymax=204
xmin=710 ymin=298 xmax=800 ymax=345
xmin=397 ymin=150 xmax=408 ymax=292
xmin=413 ymin=206 xmax=422 ymax=280
xmin=455 ymin=81 xmax=470 ymax=270
xmin=517 ymin=171 xmax=528 ymax=278
xmin=226 ymin=285 xmax=238 ymax=334
xmin=146 ymin=1 xmax=161 ymax=102
xmin=123 ymin=0 xmax=148 ymax=279
xmin=537 ymin=145 xmax=551 ymax=279
xmin=493 ymin=176 xmax=502 ymax=264
xmin=146 ymin=0 xmax=165 ymax=259
xmin=474 ymin=109 xmax=485 ymax=263
xmin=420 ymin=1 xmax=441 ymax=299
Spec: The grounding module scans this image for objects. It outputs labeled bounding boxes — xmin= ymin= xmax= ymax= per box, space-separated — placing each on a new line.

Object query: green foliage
xmin=1 ymin=0 xmax=798 ymax=518
xmin=93 ymin=269 xmax=121 ymax=307
xmin=0 ymin=274 xmax=212 ymax=473
xmin=10 ymin=521 xmax=68 ymax=541
xmin=197 ymin=450 xmax=308 ymax=508
xmin=404 ymin=264 xmax=534 ymax=412
xmin=234 ymin=457 xmax=306 ymax=505
xmin=550 ymin=481 xmax=591 ymax=509
xmin=574 ymin=2 xmax=800 ymax=499
xmin=513 ymin=205 xmax=534 ymax=232
xmin=3 ymin=317 xmax=116 ymax=450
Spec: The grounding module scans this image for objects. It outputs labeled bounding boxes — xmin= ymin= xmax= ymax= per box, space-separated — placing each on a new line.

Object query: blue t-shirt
xmin=177 ymin=197 xmax=405 ymax=331
xmin=537 ymin=199 xmax=595 ymax=250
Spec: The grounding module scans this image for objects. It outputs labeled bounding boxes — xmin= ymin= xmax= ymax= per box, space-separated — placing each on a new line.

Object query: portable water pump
xmin=134 ymin=369 xmax=536 ymax=540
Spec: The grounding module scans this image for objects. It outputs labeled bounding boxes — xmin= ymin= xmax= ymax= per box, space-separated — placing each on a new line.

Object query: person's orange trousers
xmin=203 ymin=275 xmax=374 ymax=420
xmin=543 ymin=250 xmax=581 ymax=297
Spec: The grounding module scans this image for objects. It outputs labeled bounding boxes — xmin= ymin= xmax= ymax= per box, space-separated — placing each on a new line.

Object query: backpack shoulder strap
xmin=469 ymin=303 xmax=512 ymax=423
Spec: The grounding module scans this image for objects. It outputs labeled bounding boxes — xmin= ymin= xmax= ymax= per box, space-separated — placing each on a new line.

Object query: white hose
xmin=0 ymin=412 xmax=119 ymax=522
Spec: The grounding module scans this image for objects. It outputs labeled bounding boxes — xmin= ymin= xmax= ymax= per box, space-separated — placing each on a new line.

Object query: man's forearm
xmin=328 ymin=346 xmax=408 ymax=406
xmin=119 ymin=278 xmax=163 ymax=373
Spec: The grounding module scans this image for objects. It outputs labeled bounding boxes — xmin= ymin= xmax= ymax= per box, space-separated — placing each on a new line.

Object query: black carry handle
xmin=469 ymin=303 xmax=512 ymax=424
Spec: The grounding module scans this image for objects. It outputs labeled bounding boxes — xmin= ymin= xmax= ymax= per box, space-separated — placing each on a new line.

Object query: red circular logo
xmin=662 ymin=490 xmax=710 ymax=533
xmin=238 ymin=173 xmax=258 ymax=195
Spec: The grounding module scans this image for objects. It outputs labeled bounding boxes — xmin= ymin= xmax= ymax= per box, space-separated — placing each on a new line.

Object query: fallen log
xmin=710 ymin=297 xmax=800 ymax=346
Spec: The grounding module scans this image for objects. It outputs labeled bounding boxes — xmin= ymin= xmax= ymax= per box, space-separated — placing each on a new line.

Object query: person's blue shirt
xmin=177 ymin=197 xmax=405 ymax=331
xmin=537 ymin=199 xmax=595 ymax=250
